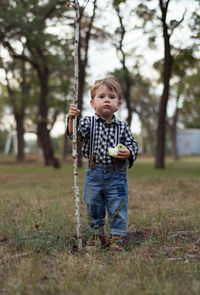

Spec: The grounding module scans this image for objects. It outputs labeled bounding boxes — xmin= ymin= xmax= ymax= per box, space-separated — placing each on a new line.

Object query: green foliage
xmin=0 ymin=132 xmax=8 ymax=152
xmin=190 ymin=4 xmax=200 ymax=42
xmin=180 ymin=71 xmax=200 ymax=128
xmin=113 ymin=0 xmax=126 ymax=7
xmin=135 ymin=3 xmax=156 ymax=25
xmin=110 ymin=68 xmax=134 ymax=97
xmin=52 ymin=134 xmax=65 ymax=155
xmin=0 ymin=0 xmax=74 ymax=134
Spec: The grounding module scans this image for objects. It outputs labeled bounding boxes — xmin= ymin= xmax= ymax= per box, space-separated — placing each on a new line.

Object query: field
xmin=0 ymin=155 xmax=200 ymax=295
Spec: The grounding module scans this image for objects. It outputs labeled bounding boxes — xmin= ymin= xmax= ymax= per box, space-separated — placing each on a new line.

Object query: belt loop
xmin=89 ymin=154 xmax=96 ymax=170
xmin=88 ymin=154 xmax=92 ymax=168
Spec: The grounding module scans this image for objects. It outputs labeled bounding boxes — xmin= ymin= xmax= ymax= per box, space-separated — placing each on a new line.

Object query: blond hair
xmin=90 ymin=76 xmax=122 ymax=100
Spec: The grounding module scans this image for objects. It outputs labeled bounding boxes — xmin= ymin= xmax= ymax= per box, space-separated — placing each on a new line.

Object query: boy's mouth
xmin=104 ymin=105 xmax=111 ymax=109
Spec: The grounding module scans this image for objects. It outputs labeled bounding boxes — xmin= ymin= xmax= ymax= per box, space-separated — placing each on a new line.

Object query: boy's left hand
xmin=113 ymin=147 xmax=131 ymax=160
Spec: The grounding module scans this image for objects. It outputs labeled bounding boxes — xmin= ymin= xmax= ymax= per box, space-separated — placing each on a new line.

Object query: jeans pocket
xmin=117 ymin=167 xmax=127 ymax=178
xmin=86 ymin=167 xmax=93 ymax=177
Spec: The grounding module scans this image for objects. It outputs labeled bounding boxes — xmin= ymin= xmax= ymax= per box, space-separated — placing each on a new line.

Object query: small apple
xmin=108 ymin=143 xmax=125 ymax=157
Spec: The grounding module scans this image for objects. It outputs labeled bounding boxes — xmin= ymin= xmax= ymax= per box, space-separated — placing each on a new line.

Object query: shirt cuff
xmin=127 ymin=147 xmax=138 ymax=168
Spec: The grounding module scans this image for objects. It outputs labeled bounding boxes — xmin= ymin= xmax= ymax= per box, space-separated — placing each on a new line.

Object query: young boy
xmin=67 ymin=77 xmax=138 ymax=250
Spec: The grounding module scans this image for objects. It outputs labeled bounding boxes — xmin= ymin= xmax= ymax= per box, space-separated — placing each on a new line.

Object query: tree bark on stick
xmin=71 ymin=0 xmax=82 ymax=250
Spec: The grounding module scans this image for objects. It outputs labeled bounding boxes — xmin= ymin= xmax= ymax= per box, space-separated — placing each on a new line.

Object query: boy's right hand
xmin=68 ymin=104 xmax=80 ymax=119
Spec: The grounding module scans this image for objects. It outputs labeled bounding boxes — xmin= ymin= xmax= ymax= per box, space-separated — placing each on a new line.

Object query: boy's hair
xmin=91 ymin=76 xmax=122 ymax=100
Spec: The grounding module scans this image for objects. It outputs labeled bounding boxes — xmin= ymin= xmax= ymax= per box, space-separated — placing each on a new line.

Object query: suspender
xmin=89 ymin=116 xmax=120 ymax=161
xmin=90 ymin=116 xmax=96 ymax=155
xmin=115 ymin=124 xmax=120 ymax=146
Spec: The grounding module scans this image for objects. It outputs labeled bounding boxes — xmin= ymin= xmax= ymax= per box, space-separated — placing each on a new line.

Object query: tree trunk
xmin=124 ymin=72 xmax=132 ymax=126
xmin=15 ymin=113 xmax=25 ymax=161
xmin=155 ymin=0 xmax=173 ymax=169
xmin=115 ymin=6 xmax=133 ymax=126
xmin=37 ymin=68 xmax=60 ymax=168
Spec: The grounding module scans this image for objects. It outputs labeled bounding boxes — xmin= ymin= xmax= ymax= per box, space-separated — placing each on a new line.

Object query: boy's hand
xmin=113 ymin=146 xmax=131 ymax=160
xmin=68 ymin=104 xmax=80 ymax=119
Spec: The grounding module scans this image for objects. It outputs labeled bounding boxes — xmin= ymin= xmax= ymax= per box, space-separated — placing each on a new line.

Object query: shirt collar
xmin=94 ymin=113 xmax=120 ymax=125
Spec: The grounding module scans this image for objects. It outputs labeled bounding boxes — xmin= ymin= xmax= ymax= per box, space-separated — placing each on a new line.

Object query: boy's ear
xmin=90 ymin=99 xmax=94 ymax=108
xmin=116 ymin=100 xmax=122 ymax=110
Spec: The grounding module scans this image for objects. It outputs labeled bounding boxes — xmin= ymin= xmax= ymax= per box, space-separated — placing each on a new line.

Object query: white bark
xmin=72 ymin=0 xmax=82 ymax=250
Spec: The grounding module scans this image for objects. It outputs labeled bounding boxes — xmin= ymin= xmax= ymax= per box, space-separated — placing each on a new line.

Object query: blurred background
xmin=0 ymin=0 xmax=199 ymax=169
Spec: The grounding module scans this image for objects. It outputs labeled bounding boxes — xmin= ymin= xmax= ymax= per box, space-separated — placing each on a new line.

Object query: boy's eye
xmin=110 ymin=96 xmax=116 ymax=99
xmin=99 ymin=95 xmax=104 ymax=99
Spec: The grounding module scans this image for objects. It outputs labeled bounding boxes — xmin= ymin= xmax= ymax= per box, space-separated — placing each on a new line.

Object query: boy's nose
xmin=104 ymin=96 xmax=110 ymax=101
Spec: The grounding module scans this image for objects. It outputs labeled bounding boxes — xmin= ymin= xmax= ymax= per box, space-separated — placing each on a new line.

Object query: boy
xmin=67 ymin=77 xmax=138 ymax=250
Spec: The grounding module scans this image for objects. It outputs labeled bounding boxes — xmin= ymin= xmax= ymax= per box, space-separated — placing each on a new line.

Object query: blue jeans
xmin=84 ymin=164 xmax=128 ymax=236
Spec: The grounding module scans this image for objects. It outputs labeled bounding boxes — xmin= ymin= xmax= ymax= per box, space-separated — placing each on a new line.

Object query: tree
xmin=169 ymin=49 xmax=197 ymax=159
xmin=78 ymin=0 xmax=98 ymax=167
xmin=155 ymin=0 xmax=186 ymax=168
xmin=154 ymin=48 xmax=197 ymax=159
xmin=134 ymin=0 xmax=185 ymax=167
xmin=179 ymin=64 xmax=200 ymax=129
xmin=0 ymin=0 xmax=72 ymax=167
xmin=0 ymin=57 xmax=30 ymax=161
xmin=112 ymin=1 xmax=135 ymax=126
xmin=64 ymin=0 xmax=98 ymax=167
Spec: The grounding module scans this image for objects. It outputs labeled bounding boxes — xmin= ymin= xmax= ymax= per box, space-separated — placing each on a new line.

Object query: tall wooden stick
xmin=73 ymin=0 xmax=82 ymax=250
xmin=66 ymin=0 xmax=82 ymax=250
xmin=66 ymin=0 xmax=91 ymax=250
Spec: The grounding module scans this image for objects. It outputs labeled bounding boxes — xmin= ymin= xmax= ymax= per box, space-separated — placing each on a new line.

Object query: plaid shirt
xmin=68 ymin=113 xmax=138 ymax=168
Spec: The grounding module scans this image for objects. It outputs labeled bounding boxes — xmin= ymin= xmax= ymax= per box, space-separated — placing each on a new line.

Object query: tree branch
xmin=169 ymin=9 xmax=186 ymax=37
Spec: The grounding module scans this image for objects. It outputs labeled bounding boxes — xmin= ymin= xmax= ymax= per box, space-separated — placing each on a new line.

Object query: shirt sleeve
xmin=77 ymin=117 xmax=90 ymax=142
xmin=121 ymin=123 xmax=138 ymax=168
xmin=67 ymin=116 xmax=90 ymax=142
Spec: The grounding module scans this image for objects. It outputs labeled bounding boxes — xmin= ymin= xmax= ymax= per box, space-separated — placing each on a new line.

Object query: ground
xmin=0 ymin=155 xmax=200 ymax=294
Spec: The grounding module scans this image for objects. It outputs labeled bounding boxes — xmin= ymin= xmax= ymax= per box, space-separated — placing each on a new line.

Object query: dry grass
xmin=0 ymin=155 xmax=200 ymax=295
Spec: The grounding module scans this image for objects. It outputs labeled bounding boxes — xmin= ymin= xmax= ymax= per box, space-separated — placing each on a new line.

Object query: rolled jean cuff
xmin=110 ymin=229 xmax=127 ymax=237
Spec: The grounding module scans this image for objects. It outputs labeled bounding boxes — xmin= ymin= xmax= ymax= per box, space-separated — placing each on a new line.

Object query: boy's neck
xmin=95 ymin=112 xmax=114 ymax=122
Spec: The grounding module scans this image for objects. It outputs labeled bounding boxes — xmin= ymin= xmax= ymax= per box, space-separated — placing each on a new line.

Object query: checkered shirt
xmin=69 ymin=113 xmax=138 ymax=168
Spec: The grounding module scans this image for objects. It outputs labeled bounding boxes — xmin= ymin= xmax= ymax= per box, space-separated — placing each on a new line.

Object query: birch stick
xmin=72 ymin=0 xmax=82 ymax=250
xmin=66 ymin=0 xmax=91 ymax=250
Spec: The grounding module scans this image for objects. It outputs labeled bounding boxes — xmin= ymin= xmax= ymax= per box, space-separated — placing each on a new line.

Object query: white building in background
xmin=177 ymin=129 xmax=200 ymax=156
xmin=4 ymin=130 xmax=18 ymax=154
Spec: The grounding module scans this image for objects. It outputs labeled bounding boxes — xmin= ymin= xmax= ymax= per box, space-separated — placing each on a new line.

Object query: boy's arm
xmin=67 ymin=117 xmax=73 ymax=135
xmin=121 ymin=124 xmax=138 ymax=168
xmin=67 ymin=104 xmax=90 ymax=142
xmin=67 ymin=104 xmax=80 ymax=138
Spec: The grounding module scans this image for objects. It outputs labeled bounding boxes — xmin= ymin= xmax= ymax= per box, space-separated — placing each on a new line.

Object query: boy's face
xmin=90 ymin=84 xmax=122 ymax=122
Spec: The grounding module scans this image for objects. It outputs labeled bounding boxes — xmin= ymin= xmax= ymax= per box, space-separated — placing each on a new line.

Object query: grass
xmin=0 ymin=155 xmax=200 ymax=295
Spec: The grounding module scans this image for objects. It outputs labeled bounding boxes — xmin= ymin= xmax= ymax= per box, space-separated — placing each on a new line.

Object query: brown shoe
xmin=110 ymin=235 xmax=124 ymax=251
xmin=86 ymin=235 xmax=99 ymax=252
xmin=99 ymin=234 xmax=110 ymax=249
xmin=86 ymin=234 xmax=110 ymax=252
